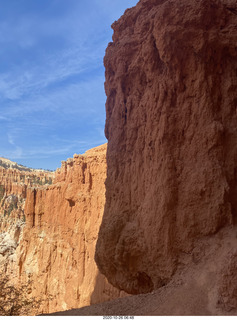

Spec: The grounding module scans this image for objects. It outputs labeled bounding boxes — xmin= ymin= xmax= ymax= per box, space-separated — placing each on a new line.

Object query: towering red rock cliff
xmin=96 ymin=0 xmax=237 ymax=297
xmin=0 ymin=144 xmax=123 ymax=315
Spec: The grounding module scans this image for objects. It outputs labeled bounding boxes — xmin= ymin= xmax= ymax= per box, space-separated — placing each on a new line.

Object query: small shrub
xmin=0 ymin=275 xmax=47 ymax=316
xmin=0 ymin=185 xmax=5 ymax=202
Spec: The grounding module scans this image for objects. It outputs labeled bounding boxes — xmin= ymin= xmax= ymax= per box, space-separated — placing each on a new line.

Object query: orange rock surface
xmin=0 ymin=144 xmax=123 ymax=315
xmin=0 ymin=158 xmax=55 ymax=314
xmin=0 ymin=157 xmax=53 ymax=196
xmin=96 ymin=0 xmax=237 ymax=296
xmin=0 ymin=159 xmax=54 ymax=233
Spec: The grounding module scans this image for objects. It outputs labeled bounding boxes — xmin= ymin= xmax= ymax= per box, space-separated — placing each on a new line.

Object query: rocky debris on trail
xmin=43 ymin=225 xmax=237 ymax=316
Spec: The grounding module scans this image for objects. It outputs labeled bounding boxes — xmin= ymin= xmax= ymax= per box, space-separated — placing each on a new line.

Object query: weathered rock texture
xmin=0 ymin=157 xmax=53 ymax=196
xmin=0 ymin=144 xmax=123 ymax=315
xmin=96 ymin=0 xmax=237 ymax=299
xmin=0 ymin=159 xmax=55 ymax=315
xmin=0 ymin=158 xmax=54 ymax=224
xmin=41 ymin=225 xmax=237 ymax=316
xmin=0 ymin=160 xmax=54 ymax=236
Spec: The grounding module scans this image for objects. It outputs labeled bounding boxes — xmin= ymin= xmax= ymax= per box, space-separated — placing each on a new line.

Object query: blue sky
xmin=0 ymin=0 xmax=138 ymax=170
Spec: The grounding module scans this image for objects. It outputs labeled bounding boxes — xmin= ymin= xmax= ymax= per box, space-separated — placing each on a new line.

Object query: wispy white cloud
xmin=7 ymin=133 xmax=14 ymax=146
xmin=3 ymin=74 xmax=105 ymax=120
xmin=0 ymin=0 xmax=135 ymax=169
xmin=8 ymin=147 xmax=23 ymax=159
xmin=0 ymin=18 xmax=36 ymax=48
xmin=0 ymin=41 xmax=105 ymax=103
xmin=0 ymin=115 xmax=9 ymax=121
xmin=1 ymin=137 xmax=106 ymax=162
xmin=4 ymin=132 xmax=23 ymax=160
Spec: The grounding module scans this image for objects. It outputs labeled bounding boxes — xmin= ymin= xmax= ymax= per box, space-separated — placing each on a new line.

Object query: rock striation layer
xmin=0 ymin=160 xmax=54 ymax=234
xmin=0 ymin=144 xmax=123 ymax=315
xmin=0 ymin=159 xmax=55 ymax=315
xmin=0 ymin=157 xmax=53 ymax=196
xmin=96 ymin=0 xmax=237 ymax=298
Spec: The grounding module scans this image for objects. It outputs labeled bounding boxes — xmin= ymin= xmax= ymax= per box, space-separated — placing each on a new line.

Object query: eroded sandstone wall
xmin=0 ymin=161 xmax=55 ymax=315
xmin=0 ymin=162 xmax=54 ymax=225
xmin=9 ymin=144 xmax=123 ymax=315
xmin=0 ymin=159 xmax=54 ymax=197
xmin=96 ymin=0 xmax=237 ymax=294
xmin=0 ymin=162 xmax=54 ymax=239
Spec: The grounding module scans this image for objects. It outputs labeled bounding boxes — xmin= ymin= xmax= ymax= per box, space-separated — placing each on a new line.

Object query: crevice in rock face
xmin=151 ymin=35 xmax=166 ymax=73
xmin=124 ymin=106 xmax=127 ymax=122
xmin=68 ymin=199 xmax=75 ymax=207
xmin=14 ymin=226 xmax=21 ymax=243
xmin=136 ymin=272 xmax=154 ymax=293
xmin=19 ymin=260 xmax=23 ymax=276
xmin=88 ymin=172 xmax=93 ymax=191
xmin=228 ymin=168 xmax=237 ymax=224
xmin=32 ymin=189 xmax=36 ymax=227
xmin=81 ymin=163 xmax=87 ymax=184
xmin=226 ymin=7 xmax=237 ymax=15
